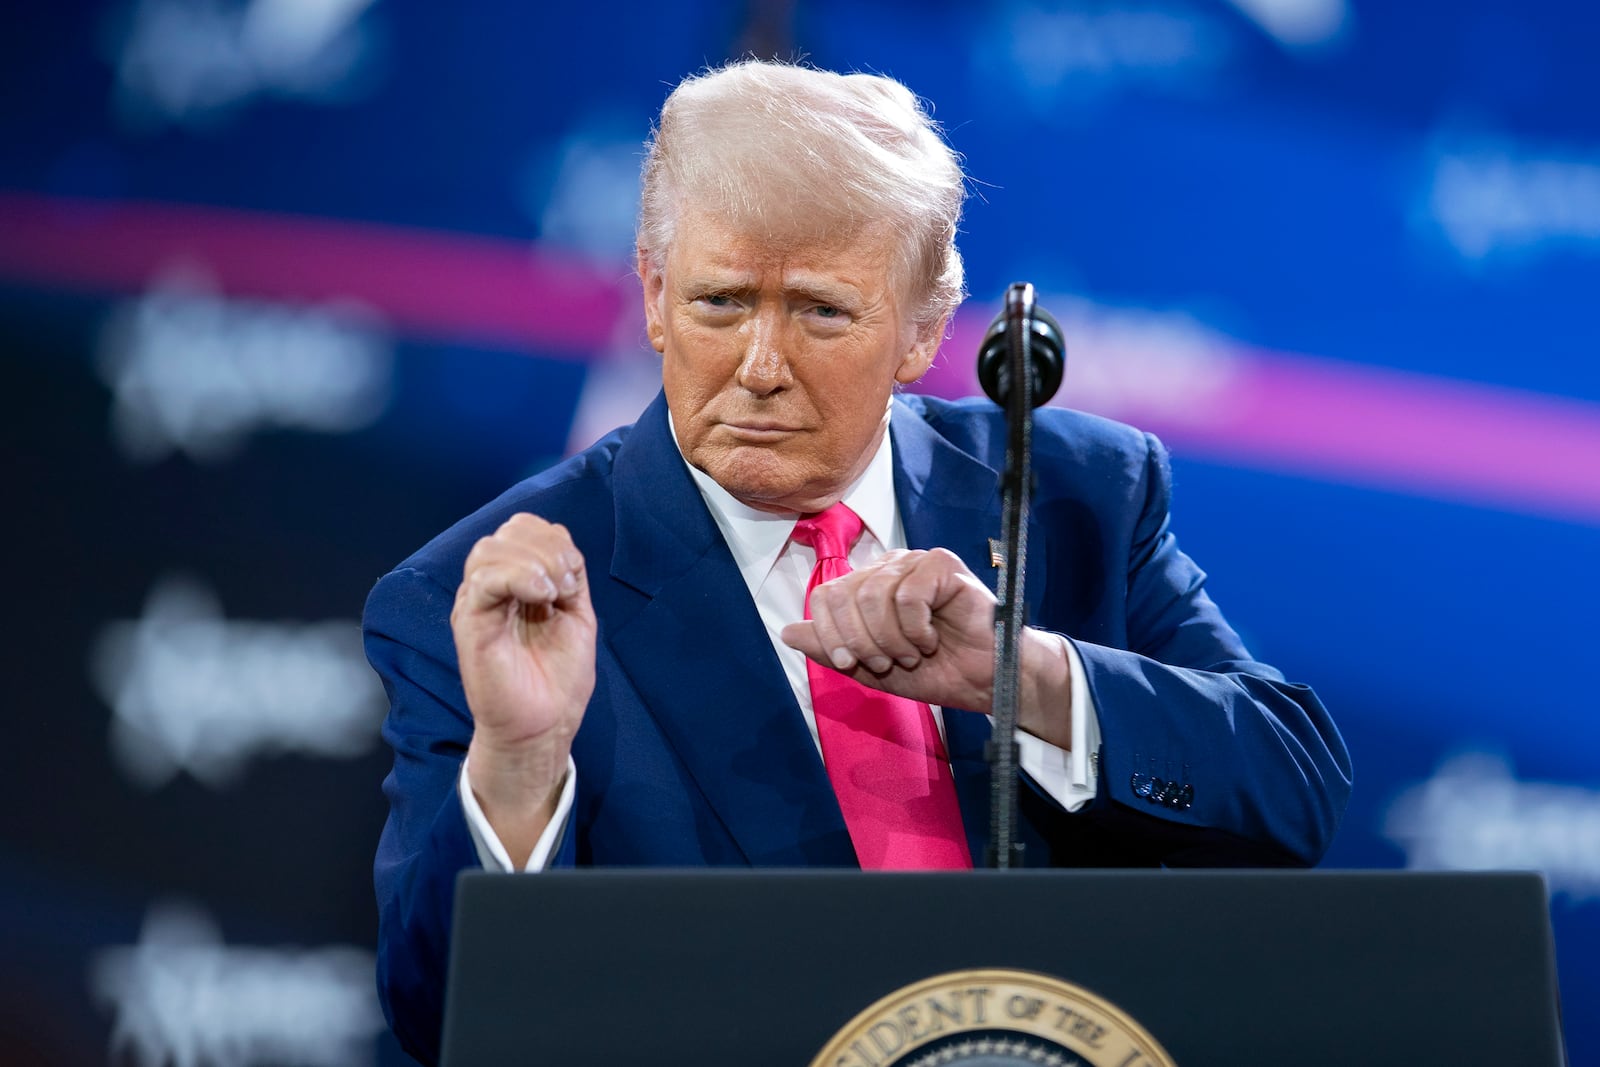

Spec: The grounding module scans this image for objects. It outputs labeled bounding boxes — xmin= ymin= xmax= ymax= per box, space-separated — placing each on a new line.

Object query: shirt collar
xmin=670 ymin=411 xmax=900 ymax=591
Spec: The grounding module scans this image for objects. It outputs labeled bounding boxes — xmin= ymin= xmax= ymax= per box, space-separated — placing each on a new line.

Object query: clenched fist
xmin=779 ymin=548 xmax=1075 ymax=748
xmin=452 ymin=513 xmax=596 ymax=864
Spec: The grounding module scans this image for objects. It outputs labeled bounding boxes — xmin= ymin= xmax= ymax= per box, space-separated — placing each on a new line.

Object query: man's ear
xmin=638 ymin=248 xmax=666 ymax=354
xmin=893 ymin=314 xmax=948 ymax=385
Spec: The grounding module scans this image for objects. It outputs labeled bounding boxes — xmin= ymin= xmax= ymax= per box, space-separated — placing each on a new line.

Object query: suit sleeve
xmin=1068 ymin=433 xmax=1352 ymax=866
xmin=363 ymin=564 xmax=576 ymax=1065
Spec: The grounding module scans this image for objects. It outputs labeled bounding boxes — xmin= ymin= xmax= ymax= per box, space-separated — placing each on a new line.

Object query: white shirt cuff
xmin=459 ymin=756 xmax=577 ymax=872
xmin=1010 ymin=633 xmax=1101 ymax=812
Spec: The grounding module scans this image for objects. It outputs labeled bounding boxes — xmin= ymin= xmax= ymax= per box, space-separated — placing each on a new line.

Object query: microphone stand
xmin=987 ymin=282 xmax=1038 ymax=870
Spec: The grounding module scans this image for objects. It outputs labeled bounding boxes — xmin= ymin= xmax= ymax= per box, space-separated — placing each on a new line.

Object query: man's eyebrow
xmin=784 ymin=276 xmax=861 ymax=305
xmin=676 ymin=270 xmax=755 ymax=292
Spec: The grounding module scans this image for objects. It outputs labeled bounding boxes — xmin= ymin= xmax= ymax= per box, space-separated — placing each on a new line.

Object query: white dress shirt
xmin=462 ymin=414 xmax=1102 ymax=871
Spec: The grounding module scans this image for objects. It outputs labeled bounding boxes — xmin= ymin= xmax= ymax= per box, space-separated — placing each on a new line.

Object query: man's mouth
xmin=720 ymin=421 xmax=802 ymax=439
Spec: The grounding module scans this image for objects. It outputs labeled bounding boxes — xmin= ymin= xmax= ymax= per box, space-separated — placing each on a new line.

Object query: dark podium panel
xmin=441 ymin=869 xmax=1566 ymax=1066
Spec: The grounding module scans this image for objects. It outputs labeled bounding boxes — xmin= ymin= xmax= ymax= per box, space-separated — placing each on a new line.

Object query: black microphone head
xmin=977 ymin=302 xmax=1065 ymax=408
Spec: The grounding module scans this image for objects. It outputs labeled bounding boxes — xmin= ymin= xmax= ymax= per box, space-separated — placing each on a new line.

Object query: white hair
xmin=637 ymin=60 xmax=967 ymax=333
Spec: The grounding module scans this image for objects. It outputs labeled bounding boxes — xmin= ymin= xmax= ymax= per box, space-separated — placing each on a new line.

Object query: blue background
xmin=2 ymin=1 xmax=1596 ymax=1063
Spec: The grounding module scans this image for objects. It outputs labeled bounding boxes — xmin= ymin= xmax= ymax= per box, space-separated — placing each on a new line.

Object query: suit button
xmin=1147 ymin=777 xmax=1166 ymax=803
xmin=1131 ymin=772 xmax=1153 ymax=798
xmin=1177 ymin=784 xmax=1195 ymax=810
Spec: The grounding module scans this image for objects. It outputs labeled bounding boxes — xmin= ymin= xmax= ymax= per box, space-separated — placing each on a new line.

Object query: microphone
xmin=976 ymin=282 xmax=1064 ymax=867
xmin=976 ymin=290 xmax=1066 ymax=408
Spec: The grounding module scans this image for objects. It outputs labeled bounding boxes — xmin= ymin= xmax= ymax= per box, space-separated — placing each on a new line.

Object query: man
xmin=364 ymin=60 xmax=1351 ymax=1063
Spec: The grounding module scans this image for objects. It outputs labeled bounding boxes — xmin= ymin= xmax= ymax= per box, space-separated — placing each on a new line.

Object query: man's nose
xmin=735 ymin=312 xmax=793 ymax=395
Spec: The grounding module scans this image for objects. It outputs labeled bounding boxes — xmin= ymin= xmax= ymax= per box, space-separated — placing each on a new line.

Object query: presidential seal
xmin=809 ymin=969 xmax=1177 ymax=1067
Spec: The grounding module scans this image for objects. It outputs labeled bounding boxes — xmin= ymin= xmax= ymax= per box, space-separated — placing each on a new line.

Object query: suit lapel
xmin=890 ymin=400 xmax=1053 ymax=862
xmin=891 ymin=402 xmax=1001 ymax=587
xmin=605 ymin=395 xmax=855 ymax=866
xmin=890 ymin=403 xmax=995 ymax=860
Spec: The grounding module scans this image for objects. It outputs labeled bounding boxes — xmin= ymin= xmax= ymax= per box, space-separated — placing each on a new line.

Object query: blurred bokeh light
xmin=2 ymin=1 xmax=1596 ymax=1063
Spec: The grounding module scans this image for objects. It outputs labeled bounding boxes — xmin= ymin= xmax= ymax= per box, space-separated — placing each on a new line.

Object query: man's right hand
xmin=451 ymin=513 xmax=596 ymax=867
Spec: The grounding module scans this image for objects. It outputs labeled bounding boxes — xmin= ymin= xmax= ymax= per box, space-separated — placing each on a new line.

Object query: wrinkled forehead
xmin=660 ymin=198 xmax=909 ymax=290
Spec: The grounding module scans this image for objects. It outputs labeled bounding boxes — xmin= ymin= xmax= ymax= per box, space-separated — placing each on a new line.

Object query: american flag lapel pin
xmin=988 ymin=538 xmax=1005 ymax=568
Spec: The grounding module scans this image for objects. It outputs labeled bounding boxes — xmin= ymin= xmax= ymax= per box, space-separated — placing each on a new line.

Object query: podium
xmin=440 ymin=869 xmax=1566 ymax=1066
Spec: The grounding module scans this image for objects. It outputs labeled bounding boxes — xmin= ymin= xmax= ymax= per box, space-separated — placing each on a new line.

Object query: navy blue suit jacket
xmin=363 ymin=392 xmax=1351 ymax=1063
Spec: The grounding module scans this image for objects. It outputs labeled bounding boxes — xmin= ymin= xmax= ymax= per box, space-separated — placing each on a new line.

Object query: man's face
xmin=641 ymin=209 xmax=939 ymax=515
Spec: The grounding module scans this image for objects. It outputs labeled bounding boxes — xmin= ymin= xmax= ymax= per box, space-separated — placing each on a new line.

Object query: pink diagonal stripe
xmin=1202 ymin=350 xmax=1600 ymax=525
xmin=923 ymin=310 xmax=1600 ymax=527
xmin=0 ymin=190 xmax=629 ymax=354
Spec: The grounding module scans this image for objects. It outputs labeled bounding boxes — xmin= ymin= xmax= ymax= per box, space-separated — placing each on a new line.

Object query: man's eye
xmin=813 ymin=305 xmax=841 ymax=319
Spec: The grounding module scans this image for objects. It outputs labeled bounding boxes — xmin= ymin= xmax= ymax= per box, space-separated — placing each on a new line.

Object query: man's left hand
xmin=779 ymin=548 xmax=1075 ymax=747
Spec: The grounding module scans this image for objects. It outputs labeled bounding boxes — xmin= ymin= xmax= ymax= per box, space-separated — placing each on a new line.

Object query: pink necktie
xmin=792 ymin=504 xmax=972 ymax=869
